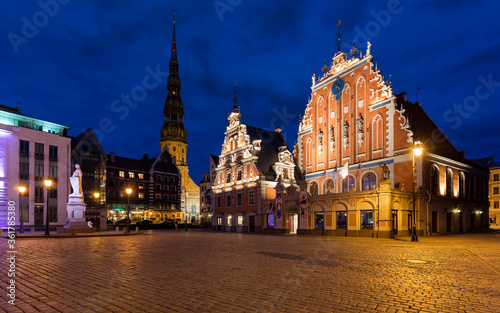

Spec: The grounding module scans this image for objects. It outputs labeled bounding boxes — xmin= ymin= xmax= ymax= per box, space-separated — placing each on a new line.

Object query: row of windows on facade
xmin=430 ymin=167 xmax=487 ymax=200
xmin=308 ymin=170 xmax=487 ymax=200
xmin=216 ymin=191 xmax=255 ymax=208
xmin=493 ymin=173 xmax=499 ymax=181
xmin=107 ymin=190 xmax=176 ymax=201
xmin=19 ymin=187 xmax=58 ymax=203
xmin=20 ymin=140 xmax=58 ymax=161
xmin=16 ymin=205 xmax=58 ymax=222
xmin=223 ymin=168 xmax=290 ymax=183
xmin=309 ymin=173 xmax=377 ymax=195
xmin=108 ymin=170 xmax=176 ymax=183
xmin=108 ymin=180 xmax=177 ymax=192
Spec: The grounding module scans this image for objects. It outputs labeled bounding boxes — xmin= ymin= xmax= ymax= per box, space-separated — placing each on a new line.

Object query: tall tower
xmin=160 ymin=16 xmax=200 ymax=224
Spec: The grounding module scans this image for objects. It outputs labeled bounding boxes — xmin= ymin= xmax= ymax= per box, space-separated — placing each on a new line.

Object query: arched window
xmin=446 ymin=169 xmax=453 ymax=197
xmin=306 ymin=138 xmax=312 ymax=167
xmin=310 ymin=182 xmax=319 ymax=196
xmin=430 ymin=166 xmax=439 ymax=196
xmin=343 ymin=176 xmax=355 ymax=193
xmin=459 ymin=172 xmax=465 ymax=198
xmin=469 ymin=176 xmax=475 ymax=200
xmin=326 ymin=180 xmax=335 ymax=193
xmin=362 ymin=173 xmax=377 ymax=191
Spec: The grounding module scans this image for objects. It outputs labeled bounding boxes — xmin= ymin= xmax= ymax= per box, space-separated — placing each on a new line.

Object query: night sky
xmin=2 ymin=0 xmax=500 ymax=182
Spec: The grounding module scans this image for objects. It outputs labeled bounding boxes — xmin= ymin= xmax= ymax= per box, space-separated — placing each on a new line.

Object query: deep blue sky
xmin=2 ymin=0 xmax=500 ymax=182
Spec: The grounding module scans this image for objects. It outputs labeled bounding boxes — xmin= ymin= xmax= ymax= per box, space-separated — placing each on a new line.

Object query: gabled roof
xmin=210 ymin=153 xmax=219 ymax=166
xmin=71 ymin=128 xmax=106 ymax=157
xmin=107 ymin=154 xmax=151 ymax=172
xmin=396 ymin=93 xmax=486 ymax=169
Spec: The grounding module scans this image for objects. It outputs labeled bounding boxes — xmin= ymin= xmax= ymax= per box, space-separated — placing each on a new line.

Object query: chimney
xmin=110 ymin=152 xmax=115 ymax=163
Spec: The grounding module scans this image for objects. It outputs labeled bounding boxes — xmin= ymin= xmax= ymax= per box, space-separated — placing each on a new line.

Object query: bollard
xmin=31 ymin=227 xmax=35 ymax=233
xmin=135 ymin=226 xmax=139 ymax=232
xmin=14 ymin=229 xmax=17 ymax=236
xmin=116 ymin=226 xmax=119 ymax=232
xmin=72 ymin=229 xmax=76 ymax=236
xmin=0 ymin=228 xmax=3 ymax=235
xmin=123 ymin=227 xmax=127 ymax=234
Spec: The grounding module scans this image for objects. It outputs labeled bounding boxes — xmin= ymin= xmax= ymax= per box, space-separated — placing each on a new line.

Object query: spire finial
xmin=416 ymin=86 xmax=421 ymax=102
xmin=173 ymin=11 xmax=176 ymax=23
xmin=170 ymin=12 xmax=177 ymax=61
xmin=321 ymin=59 xmax=328 ymax=73
xmin=335 ymin=19 xmax=343 ymax=53
xmin=350 ymin=40 xmax=358 ymax=57
xmin=232 ymin=80 xmax=238 ymax=107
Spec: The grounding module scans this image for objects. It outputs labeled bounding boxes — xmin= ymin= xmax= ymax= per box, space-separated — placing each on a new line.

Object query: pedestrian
xmin=175 ymin=222 xmax=178 ymax=232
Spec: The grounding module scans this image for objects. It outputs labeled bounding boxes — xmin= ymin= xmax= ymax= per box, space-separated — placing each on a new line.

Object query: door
xmin=391 ymin=211 xmax=398 ymax=235
xmin=289 ymin=214 xmax=297 ymax=234
xmin=249 ymin=216 xmax=255 ymax=232
xmin=446 ymin=212 xmax=452 ymax=232
xmin=432 ymin=211 xmax=438 ymax=233
xmin=35 ymin=205 xmax=43 ymax=227
xmin=471 ymin=213 xmax=475 ymax=228
xmin=217 ymin=217 xmax=222 ymax=231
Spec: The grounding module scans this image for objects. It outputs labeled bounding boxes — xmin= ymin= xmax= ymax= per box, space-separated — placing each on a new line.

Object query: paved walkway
xmin=1 ymin=230 xmax=500 ymax=312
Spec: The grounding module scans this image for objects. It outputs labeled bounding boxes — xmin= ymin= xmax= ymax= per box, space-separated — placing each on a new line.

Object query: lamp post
xmin=93 ymin=192 xmax=100 ymax=231
xmin=18 ymin=186 xmax=26 ymax=233
xmin=44 ymin=178 xmax=53 ymax=236
xmin=411 ymin=141 xmax=423 ymax=242
xmin=126 ymin=188 xmax=132 ymax=233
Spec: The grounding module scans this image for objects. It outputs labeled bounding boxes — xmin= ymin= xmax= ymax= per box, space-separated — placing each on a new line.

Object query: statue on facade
xmin=357 ymin=114 xmax=364 ymax=133
xmin=70 ymin=164 xmax=83 ymax=196
xmin=379 ymin=163 xmax=390 ymax=182
xmin=343 ymin=122 xmax=349 ymax=138
xmin=329 ymin=126 xmax=334 ymax=141
xmin=318 ymin=130 xmax=323 ymax=146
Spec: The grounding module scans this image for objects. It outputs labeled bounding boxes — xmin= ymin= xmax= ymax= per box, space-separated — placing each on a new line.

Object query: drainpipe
xmin=426 ymin=190 xmax=431 ymax=236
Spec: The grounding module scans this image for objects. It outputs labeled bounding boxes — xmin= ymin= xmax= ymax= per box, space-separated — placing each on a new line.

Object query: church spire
xmin=171 ymin=12 xmax=177 ymax=61
xmin=161 ymin=14 xmax=187 ymax=150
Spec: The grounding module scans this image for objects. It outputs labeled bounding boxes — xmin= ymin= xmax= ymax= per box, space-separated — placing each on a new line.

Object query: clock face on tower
xmin=332 ymin=78 xmax=345 ymax=100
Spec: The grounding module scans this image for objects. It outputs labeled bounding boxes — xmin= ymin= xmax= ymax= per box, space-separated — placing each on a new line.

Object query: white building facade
xmin=0 ymin=105 xmax=71 ymax=230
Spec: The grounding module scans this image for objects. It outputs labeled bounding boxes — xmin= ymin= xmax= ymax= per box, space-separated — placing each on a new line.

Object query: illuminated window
xmin=360 ymin=211 xmax=373 ymax=229
xmin=267 ymin=214 xmax=274 ymax=228
xmin=119 ymin=171 xmax=125 ymax=178
xmin=336 ymin=211 xmax=347 ymax=229
xmin=226 ymin=216 xmax=232 ymax=227
xmin=310 ymin=182 xmax=318 ymax=195
xmin=326 ymin=180 xmax=335 ymax=193
xmin=494 ymin=174 xmax=500 ymax=181
xmin=119 ymin=191 xmax=124 ymax=198
xmin=446 ymin=169 xmax=452 ymax=197
xmin=362 ymin=173 xmax=377 ymax=191
xmin=138 ymin=193 xmax=144 ymax=199
xmin=343 ymin=176 xmax=355 ymax=193
xmin=314 ymin=212 xmax=324 ymax=229
xmin=138 ymin=184 xmax=144 ymax=190
xmin=138 ymin=173 xmax=144 ymax=179
xmin=249 ymin=191 xmax=255 ymax=204
xmin=237 ymin=216 xmax=243 ymax=226
xmin=155 ymin=193 xmax=161 ymax=200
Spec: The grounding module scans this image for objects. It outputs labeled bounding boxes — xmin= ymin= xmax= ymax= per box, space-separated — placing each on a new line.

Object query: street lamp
xmin=93 ymin=192 xmax=100 ymax=231
xmin=18 ymin=186 xmax=26 ymax=233
xmin=411 ymin=141 xmax=423 ymax=242
xmin=44 ymin=178 xmax=53 ymax=236
xmin=126 ymin=188 xmax=132 ymax=233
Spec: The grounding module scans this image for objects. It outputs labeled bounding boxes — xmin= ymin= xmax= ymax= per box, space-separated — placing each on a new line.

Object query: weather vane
xmin=350 ymin=40 xmax=357 ymax=57
xmin=321 ymin=59 xmax=328 ymax=73
xmin=335 ymin=19 xmax=343 ymax=53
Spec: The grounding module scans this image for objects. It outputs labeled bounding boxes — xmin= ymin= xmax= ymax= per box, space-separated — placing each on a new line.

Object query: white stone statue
xmin=70 ymin=164 xmax=83 ymax=196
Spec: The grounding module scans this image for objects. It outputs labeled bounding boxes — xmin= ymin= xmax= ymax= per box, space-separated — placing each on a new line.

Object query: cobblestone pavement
xmin=1 ymin=230 xmax=500 ymax=313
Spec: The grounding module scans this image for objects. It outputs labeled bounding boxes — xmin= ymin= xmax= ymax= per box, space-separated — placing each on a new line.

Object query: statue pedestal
xmin=57 ymin=194 xmax=94 ymax=233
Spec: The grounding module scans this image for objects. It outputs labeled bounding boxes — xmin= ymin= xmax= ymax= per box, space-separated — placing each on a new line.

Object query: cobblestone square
xmin=1 ymin=231 xmax=500 ymax=312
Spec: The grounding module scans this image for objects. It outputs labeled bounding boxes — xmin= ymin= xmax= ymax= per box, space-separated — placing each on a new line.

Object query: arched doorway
xmin=286 ymin=202 xmax=298 ymax=234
